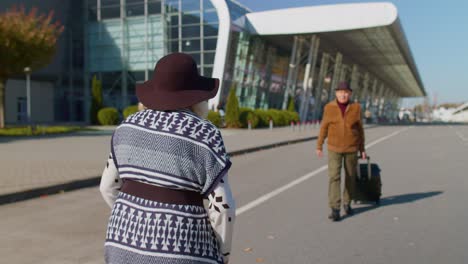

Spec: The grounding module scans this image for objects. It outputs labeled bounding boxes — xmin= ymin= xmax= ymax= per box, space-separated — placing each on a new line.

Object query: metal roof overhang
xmin=244 ymin=2 xmax=426 ymax=97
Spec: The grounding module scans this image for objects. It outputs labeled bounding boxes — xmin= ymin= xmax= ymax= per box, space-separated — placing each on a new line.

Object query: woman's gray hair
xmin=190 ymin=100 xmax=209 ymax=119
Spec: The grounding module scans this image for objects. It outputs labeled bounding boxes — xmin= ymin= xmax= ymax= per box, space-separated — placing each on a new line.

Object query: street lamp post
xmin=24 ymin=67 xmax=32 ymax=124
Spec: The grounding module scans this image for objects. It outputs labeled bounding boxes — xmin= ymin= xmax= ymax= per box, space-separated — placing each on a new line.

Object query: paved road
xmin=0 ymin=126 xmax=318 ymax=196
xmin=0 ymin=125 xmax=318 ymax=195
xmin=1 ymin=125 xmax=467 ymax=264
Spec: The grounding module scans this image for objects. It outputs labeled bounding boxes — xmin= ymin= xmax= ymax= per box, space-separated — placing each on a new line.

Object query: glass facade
xmin=85 ymin=0 xmax=225 ymax=110
xmin=220 ymin=30 xmax=309 ymax=111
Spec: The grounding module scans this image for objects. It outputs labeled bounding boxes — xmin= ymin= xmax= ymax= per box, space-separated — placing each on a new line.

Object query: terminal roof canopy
xmin=244 ymin=2 xmax=425 ymax=97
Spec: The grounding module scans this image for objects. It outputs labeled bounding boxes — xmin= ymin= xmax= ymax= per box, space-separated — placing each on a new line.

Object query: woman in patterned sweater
xmin=100 ymin=53 xmax=235 ymax=264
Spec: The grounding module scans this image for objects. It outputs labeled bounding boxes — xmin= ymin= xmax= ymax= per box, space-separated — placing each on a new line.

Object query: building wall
xmin=5 ymin=80 xmax=55 ymax=124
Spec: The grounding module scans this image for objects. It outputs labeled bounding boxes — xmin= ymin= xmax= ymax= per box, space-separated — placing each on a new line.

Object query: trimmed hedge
xmin=239 ymin=108 xmax=259 ymax=128
xmin=254 ymin=109 xmax=270 ymax=127
xmin=123 ymin=105 xmax=139 ymax=119
xmin=98 ymin=107 xmax=119 ymax=125
xmin=207 ymin=111 xmax=222 ymax=128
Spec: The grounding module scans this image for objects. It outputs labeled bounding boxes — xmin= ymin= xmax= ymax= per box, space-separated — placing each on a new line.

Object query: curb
xmin=0 ymin=136 xmax=318 ymax=206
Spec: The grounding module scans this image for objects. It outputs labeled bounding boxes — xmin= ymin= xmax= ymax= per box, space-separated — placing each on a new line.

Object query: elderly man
xmin=316 ymin=81 xmax=366 ymax=221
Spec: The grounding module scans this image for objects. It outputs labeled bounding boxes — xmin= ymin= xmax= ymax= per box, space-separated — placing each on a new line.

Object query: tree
xmin=90 ymin=75 xmax=103 ymax=124
xmin=0 ymin=6 xmax=64 ymax=128
xmin=287 ymin=96 xmax=296 ymax=112
xmin=225 ymin=85 xmax=241 ymax=128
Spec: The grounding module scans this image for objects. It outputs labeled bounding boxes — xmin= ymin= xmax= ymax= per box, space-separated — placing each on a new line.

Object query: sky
xmin=236 ymin=0 xmax=468 ymax=107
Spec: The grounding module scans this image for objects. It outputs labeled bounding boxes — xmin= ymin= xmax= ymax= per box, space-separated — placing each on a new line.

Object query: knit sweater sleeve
xmin=99 ymin=152 xmax=122 ymax=208
xmin=317 ymin=105 xmax=330 ymax=151
xmin=207 ymin=174 xmax=236 ymax=264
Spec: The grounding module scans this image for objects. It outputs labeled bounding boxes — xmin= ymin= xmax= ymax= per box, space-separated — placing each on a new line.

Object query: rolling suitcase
xmin=353 ymin=156 xmax=382 ymax=205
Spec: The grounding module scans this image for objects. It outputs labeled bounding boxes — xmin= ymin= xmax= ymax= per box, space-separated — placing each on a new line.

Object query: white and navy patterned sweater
xmin=100 ymin=109 xmax=236 ymax=262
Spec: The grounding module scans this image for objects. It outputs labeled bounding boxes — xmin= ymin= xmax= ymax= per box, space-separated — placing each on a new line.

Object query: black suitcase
xmin=353 ymin=156 xmax=382 ymax=204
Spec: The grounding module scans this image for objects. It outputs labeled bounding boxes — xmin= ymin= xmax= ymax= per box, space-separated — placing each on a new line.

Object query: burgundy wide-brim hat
xmin=136 ymin=53 xmax=219 ymax=111
xmin=335 ymin=81 xmax=353 ymax=91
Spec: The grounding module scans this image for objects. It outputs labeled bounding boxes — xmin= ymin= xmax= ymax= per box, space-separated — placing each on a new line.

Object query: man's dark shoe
xmin=328 ymin=209 xmax=340 ymax=221
xmin=344 ymin=204 xmax=354 ymax=216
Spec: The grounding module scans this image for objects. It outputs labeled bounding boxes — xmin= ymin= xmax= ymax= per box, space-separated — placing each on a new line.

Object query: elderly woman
xmin=99 ymin=53 xmax=235 ymax=264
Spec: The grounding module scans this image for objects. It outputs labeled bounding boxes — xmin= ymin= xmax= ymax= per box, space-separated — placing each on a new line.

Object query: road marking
xmin=455 ymin=131 xmax=468 ymax=141
xmin=236 ymin=127 xmax=410 ymax=216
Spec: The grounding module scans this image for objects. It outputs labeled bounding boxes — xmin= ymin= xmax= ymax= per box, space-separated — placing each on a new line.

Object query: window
xmin=182 ymin=13 xmax=200 ymax=24
xmin=101 ymin=5 xmax=120 ymax=19
xmin=203 ymin=10 xmax=218 ymax=24
xmin=188 ymin=53 xmax=201 ymax=65
xmin=126 ymin=3 xmax=144 ymax=16
xmin=169 ymin=26 xmax=179 ymax=39
xmin=88 ymin=8 xmax=98 ymax=21
xmin=169 ymin=40 xmax=179 ymax=52
xmin=102 ymin=0 xmax=120 ymax=5
xmin=204 ymin=52 xmax=215 ymax=65
xmin=204 ymin=24 xmax=218 ymax=37
xmin=17 ymin=97 xmax=27 ymax=123
xmin=182 ymin=25 xmax=200 ymax=38
xmin=182 ymin=0 xmax=200 ymax=12
xmin=165 ymin=0 xmax=179 ymax=13
xmin=182 ymin=39 xmax=200 ymax=52
xmin=170 ymin=15 xmax=179 ymax=26
xmin=88 ymin=0 xmax=97 ymax=8
xmin=203 ymin=38 xmax=217 ymax=51
xmin=203 ymin=67 xmax=213 ymax=77
xmin=148 ymin=1 xmax=161 ymax=14
xmin=203 ymin=0 xmax=214 ymax=9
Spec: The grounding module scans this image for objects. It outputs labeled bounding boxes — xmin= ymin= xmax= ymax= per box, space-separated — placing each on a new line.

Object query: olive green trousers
xmin=328 ymin=151 xmax=358 ymax=209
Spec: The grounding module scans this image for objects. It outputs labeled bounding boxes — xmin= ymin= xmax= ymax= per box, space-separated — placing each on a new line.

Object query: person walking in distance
xmin=316 ymin=81 xmax=366 ymax=221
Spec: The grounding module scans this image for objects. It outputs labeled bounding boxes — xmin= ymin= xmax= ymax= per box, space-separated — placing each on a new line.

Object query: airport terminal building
xmin=2 ymin=0 xmax=425 ymax=124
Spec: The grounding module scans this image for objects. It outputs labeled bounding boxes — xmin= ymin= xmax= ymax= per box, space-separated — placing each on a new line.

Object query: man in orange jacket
xmin=316 ymin=81 xmax=366 ymax=221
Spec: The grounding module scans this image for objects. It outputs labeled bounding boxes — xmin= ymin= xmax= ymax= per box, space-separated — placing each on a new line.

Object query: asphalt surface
xmin=1 ymin=125 xmax=467 ymax=264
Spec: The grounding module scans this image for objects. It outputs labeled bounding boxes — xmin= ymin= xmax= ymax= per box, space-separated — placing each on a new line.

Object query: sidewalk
xmin=0 ymin=124 xmax=321 ymax=204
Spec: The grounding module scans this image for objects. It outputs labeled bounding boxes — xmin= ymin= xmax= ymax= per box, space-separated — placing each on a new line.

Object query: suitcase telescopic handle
xmin=357 ymin=155 xmax=372 ymax=180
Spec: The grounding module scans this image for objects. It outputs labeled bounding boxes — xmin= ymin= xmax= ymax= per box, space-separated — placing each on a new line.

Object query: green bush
xmin=239 ymin=108 xmax=259 ymax=128
xmin=207 ymin=111 xmax=222 ymax=127
xmin=123 ymin=105 xmax=139 ymax=119
xmin=225 ymin=87 xmax=241 ymax=128
xmin=288 ymin=111 xmax=300 ymax=123
xmin=98 ymin=107 xmax=119 ymax=125
xmin=254 ymin=109 xmax=270 ymax=128
xmin=266 ymin=109 xmax=287 ymax=126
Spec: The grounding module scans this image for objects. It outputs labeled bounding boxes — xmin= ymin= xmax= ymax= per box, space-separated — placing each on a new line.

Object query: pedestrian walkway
xmin=0 ymin=124 xmax=321 ymax=201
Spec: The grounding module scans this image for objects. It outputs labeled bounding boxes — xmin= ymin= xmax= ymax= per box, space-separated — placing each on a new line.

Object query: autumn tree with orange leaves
xmin=0 ymin=6 xmax=63 ymax=128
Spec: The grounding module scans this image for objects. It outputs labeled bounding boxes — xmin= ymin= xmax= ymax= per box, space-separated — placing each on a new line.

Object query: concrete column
xmin=312 ymin=53 xmax=329 ymax=121
xmin=262 ymin=47 xmax=275 ymax=109
xmin=299 ymin=35 xmax=319 ymax=121
xmin=360 ymin=72 xmax=370 ymax=105
xmin=303 ymin=37 xmax=320 ymax=121
xmin=291 ymin=38 xmax=304 ymax=97
xmin=377 ymin=84 xmax=385 ymax=118
xmin=350 ymin=65 xmax=359 ymax=102
xmin=328 ymin=53 xmax=342 ymax=102
xmin=282 ymin=36 xmax=299 ymax=109
xmin=339 ymin=64 xmax=348 ymax=83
